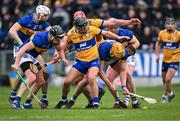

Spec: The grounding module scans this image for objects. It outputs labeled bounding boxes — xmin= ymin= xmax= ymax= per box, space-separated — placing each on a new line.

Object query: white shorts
xmin=126 ymin=55 xmax=136 ymax=66
xmin=13 ymin=45 xmax=19 ymax=58
xmin=19 ymin=53 xmax=39 ymax=66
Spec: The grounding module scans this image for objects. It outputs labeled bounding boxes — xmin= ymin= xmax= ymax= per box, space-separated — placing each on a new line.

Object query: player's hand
xmin=156 ymin=55 xmax=159 ymax=63
xmin=11 ymin=64 xmax=19 ymax=71
xmin=130 ymin=18 xmax=141 ymax=25
xmin=118 ymin=36 xmax=130 ymax=40
xmin=52 ymin=53 xmax=60 ymax=63
xmin=122 ymin=86 xmax=129 ymax=95
xmin=62 ymin=58 xmax=69 ymax=66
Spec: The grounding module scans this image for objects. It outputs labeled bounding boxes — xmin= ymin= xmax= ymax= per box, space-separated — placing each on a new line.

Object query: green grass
xmin=0 ymin=85 xmax=180 ymax=121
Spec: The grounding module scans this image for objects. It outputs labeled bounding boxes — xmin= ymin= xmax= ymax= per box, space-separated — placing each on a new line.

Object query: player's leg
xmin=41 ymin=80 xmax=49 ymax=107
xmin=164 ymin=63 xmax=178 ymax=102
xmin=12 ymin=62 xmax=36 ymax=109
xmin=126 ymin=65 xmax=140 ymax=108
xmin=9 ymin=73 xmax=22 ymax=105
xmin=9 ymin=46 xmax=23 ymax=104
xmin=66 ymin=76 xmax=89 ymax=108
xmin=106 ymin=62 xmax=127 ymax=108
xmin=161 ymin=62 xmax=169 ymax=103
xmin=87 ymin=66 xmax=99 ymax=108
xmin=23 ymin=69 xmax=45 ymax=109
xmin=55 ymin=67 xmax=83 ymax=109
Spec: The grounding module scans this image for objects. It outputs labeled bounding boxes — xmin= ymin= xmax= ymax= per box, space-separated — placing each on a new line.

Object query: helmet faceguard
xmin=50 ymin=25 xmax=64 ymax=45
xmin=36 ymin=5 xmax=50 ymax=21
xmin=73 ymin=16 xmax=88 ymax=34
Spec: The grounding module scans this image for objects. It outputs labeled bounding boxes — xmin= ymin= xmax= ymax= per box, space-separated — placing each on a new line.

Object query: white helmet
xmin=36 ymin=5 xmax=50 ymax=20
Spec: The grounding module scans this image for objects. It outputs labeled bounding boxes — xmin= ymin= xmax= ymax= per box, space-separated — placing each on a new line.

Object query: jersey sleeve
xmin=30 ymin=34 xmax=43 ymax=47
xmin=17 ymin=16 xmax=28 ymax=27
xmin=42 ymin=22 xmax=51 ymax=30
xmin=89 ymin=19 xmax=104 ymax=28
xmin=119 ymin=29 xmax=133 ymax=41
xmin=90 ymin=26 xmax=102 ymax=36
xmin=157 ymin=31 xmax=162 ymax=42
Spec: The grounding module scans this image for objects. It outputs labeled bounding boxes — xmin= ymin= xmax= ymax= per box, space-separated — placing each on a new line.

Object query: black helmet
xmin=73 ymin=16 xmax=87 ymax=27
xmin=50 ymin=25 xmax=64 ymax=39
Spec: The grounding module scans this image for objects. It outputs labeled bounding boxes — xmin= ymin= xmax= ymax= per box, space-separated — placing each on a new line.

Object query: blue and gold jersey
xmin=98 ymin=41 xmax=125 ymax=61
xmin=27 ymin=31 xmax=54 ymax=58
xmin=67 ymin=26 xmax=102 ymax=62
xmin=16 ymin=14 xmax=50 ymax=44
xmin=158 ymin=29 xmax=180 ymax=63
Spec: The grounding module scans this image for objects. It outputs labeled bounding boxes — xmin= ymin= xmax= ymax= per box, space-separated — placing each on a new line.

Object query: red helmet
xmin=73 ymin=11 xmax=86 ymax=19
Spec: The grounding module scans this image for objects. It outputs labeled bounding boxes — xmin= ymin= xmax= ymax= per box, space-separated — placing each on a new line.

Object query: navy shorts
xmin=162 ymin=62 xmax=179 ymax=72
xmin=73 ymin=58 xmax=100 ymax=74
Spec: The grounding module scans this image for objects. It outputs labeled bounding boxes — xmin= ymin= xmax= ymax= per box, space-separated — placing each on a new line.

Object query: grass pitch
xmin=0 ymin=85 xmax=180 ymax=121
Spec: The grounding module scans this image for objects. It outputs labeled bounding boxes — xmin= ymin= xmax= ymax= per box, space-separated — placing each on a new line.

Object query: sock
xmin=61 ymin=96 xmax=67 ymax=102
xmin=24 ymin=99 xmax=32 ymax=104
xmin=10 ymin=89 xmax=16 ymax=97
xmin=124 ymin=95 xmax=130 ymax=105
xmin=132 ymin=96 xmax=138 ymax=105
xmin=71 ymin=95 xmax=77 ymax=101
xmin=14 ymin=96 xmax=21 ymax=103
xmin=168 ymin=92 xmax=174 ymax=96
xmin=92 ymin=97 xmax=99 ymax=105
xmin=41 ymin=92 xmax=47 ymax=100
xmin=89 ymin=99 xmax=93 ymax=104
xmin=115 ymin=97 xmax=120 ymax=104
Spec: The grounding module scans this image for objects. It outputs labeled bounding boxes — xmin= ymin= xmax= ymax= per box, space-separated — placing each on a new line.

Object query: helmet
xmin=73 ymin=11 xmax=86 ymax=19
xmin=50 ymin=25 xmax=64 ymax=39
xmin=73 ymin=16 xmax=87 ymax=27
xmin=36 ymin=5 xmax=50 ymax=20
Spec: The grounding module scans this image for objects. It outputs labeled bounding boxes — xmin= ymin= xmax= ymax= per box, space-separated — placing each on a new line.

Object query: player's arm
xmin=155 ymin=41 xmax=161 ymax=62
xmin=12 ymin=42 xmax=35 ymax=71
xmin=98 ymin=61 xmax=116 ymax=92
xmin=58 ymin=36 xmax=69 ymax=65
xmin=101 ymin=30 xmax=130 ymax=40
xmin=155 ymin=32 xmax=162 ymax=62
xmin=8 ymin=23 xmax=23 ymax=45
xmin=129 ymin=35 xmax=140 ymax=49
xmin=103 ymin=18 xmax=141 ymax=27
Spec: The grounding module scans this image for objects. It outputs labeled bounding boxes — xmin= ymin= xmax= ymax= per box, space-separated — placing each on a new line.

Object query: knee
xmin=29 ymin=74 xmax=36 ymax=82
xmin=64 ymin=79 xmax=72 ymax=88
xmin=87 ymin=75 xmax=96 ymax=84
xmin=165 ymin=77 xmax=171 ymax=83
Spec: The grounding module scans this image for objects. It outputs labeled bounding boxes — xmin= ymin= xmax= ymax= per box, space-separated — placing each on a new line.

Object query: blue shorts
xmin=73 ymin=58 xmax=100 ymax=74
xmin=162 ymin=62 xmax=179 ymax=72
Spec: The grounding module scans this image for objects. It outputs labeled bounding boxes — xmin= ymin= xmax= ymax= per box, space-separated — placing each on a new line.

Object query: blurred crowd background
xmin=0 ymin=0 xmax=180 ymax=50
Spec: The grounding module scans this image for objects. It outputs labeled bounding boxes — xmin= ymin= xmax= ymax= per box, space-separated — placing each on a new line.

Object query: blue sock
xmin=92 ymin=97 xmax=99 ymax=105
xmin=10 ymin=90 xmax=16 ymax=97
xmin=72 ymin=95 xmax=77 ymax=101
xmin=132 ymin=96 xmax=138 ymax=104
xmin=14 ymin=96 xmax=21 ymax=103
xmin=61 ymin=96 xmax=67 ymax=101
xmin=42 ymin=92 xmax=47 ymax=100
xmin=25 ymin=99 xmax=32 ymax=104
